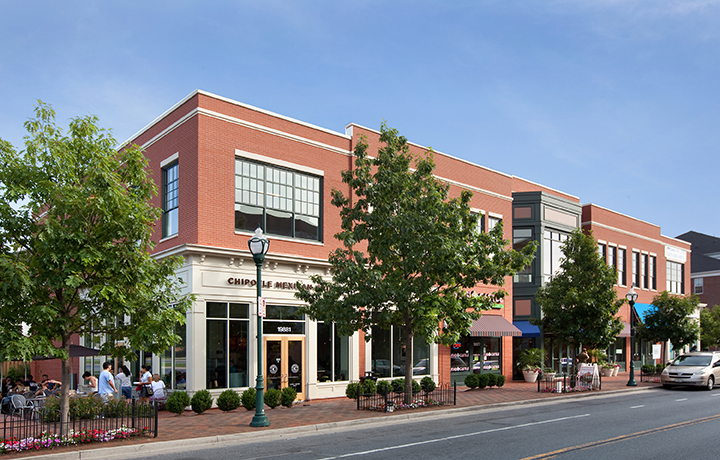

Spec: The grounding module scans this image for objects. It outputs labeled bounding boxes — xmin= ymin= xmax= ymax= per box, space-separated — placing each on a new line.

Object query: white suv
xmin=660 ymin=352 xmax=720 ymax=390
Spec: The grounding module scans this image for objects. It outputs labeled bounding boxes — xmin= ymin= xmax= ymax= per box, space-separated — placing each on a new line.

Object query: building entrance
xmin=264 ymin=337 xmax=305 ymax=401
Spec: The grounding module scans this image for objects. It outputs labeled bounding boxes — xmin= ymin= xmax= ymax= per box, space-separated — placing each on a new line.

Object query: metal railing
xmin=537 ymin=372 xmax=602 ymax=392
xmin=2 ymin=399 xmax=158 ymax=445
xmin=357 ymin=382 xmax=456 ymax=412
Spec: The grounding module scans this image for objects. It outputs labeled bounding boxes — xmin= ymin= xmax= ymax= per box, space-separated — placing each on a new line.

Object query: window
xmin=618 ymin=248 xmax=626 ymax=286
xmin=161 ymin=322 xmax=186 ymax=389
xmin=488 ymin=216 xmax=502 ymax=232
xmin=162 ymin=162 xmax=179 ymax=238
xmin=649 ymin=255 xmax=656 ymax=290
xmin=317 ymin=322 xmax=349 ymax=382
xmin=597 ymin=243 xmax=607 ymax=263
xmin=235 ymin=158 xmax=321 ymax=241
xmin=608 ymin=246 xmax=616 ymax=270
xmin=471 ymin=211 xmax=485 ymax=233
xmin=632 ymin=251 xmax=640 ymax=288
xmin=641 ymin=254 xmax=648 ymax=289
xmin=206 ymin=302 xmax=249 ymax=389
xmin=263 ymin=305 xmax=305 ymax=335
xmin=694 ymin=278 xmax=704 ymax=294
xmin=371 ymin=326 xmax=429 ymax=378
xmin=667 ymin=261 xmax=684 ymax=294
xmin=513 ymin=228 xmax=533 ymax=283
xmin=543 ymin=230 xmax=568 ymax=279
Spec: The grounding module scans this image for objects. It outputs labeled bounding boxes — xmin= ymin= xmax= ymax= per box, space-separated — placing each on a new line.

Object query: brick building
xmin=677 ymin=231 xmax=720 ymax=309
xmin=62 ymin=90 xmax=691 ymax=399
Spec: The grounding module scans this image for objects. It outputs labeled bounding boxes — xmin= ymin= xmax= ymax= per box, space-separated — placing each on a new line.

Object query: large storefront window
xmin=206 ymin=302 xmax=249 ymax=389
xmin=607 ymin=337 xmax=626 ymax=371
xmin=161 ymin=322 xmax=187 ymax=389
xmin=451 ymin=336 xmax=502 ymax=383
xmin=317 ymin=322 xmax=349 ymax=382
xmin=371 ymin=326 xmax=429 ymax=378
xmin=235 ymin=158 xmax=322 ymax=241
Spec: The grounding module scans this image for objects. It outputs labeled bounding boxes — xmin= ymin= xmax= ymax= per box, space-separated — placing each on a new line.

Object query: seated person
xmin=149 ymin=374 xmax=166 ymax=401
xmin=35 ymin=381 xmax=62 ymax=398
xmin=11 ymin=379 xmax=26 ymax=394
xmin=24 ymin=375 xmax=38 ymax=392
xmin=81 ymin=372 xmax=98 ymax=392
xmin=40 ymin=375 xmax=61 ymax=391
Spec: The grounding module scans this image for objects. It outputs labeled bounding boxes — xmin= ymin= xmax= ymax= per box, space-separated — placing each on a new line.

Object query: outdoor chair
xmin=10 ymin=394 xmax=35 ymax=419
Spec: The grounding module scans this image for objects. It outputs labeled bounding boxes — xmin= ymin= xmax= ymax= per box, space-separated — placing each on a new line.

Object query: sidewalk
xmin=18 ymin=375 xmax=661 ymax=458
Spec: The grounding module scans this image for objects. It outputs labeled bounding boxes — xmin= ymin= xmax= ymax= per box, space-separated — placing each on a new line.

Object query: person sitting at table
xmin=34 ymin=381 xmax=61 ymax=398
xmin=2 ymin=377 xmax=12 ymax=397
xmin=24 ymin=375 xmax=38 ymax=392
xmin=82 ymin=371 xmax=98 ymax=392
xmin=12 ymin=379 xmax=27 ymax=394
xmin=40 ymin=375 xmax=62 ymax=391
xmin=149 ymin=374 xmax=166 ymax=401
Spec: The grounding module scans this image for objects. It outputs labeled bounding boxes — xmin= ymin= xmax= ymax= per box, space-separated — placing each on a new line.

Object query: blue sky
xmin=1 ymin=1 xmax=718 ymax=239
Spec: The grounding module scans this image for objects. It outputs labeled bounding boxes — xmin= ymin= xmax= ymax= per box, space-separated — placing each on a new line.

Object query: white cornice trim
xmin=583 ymin=220 xmax=691 ymax=252
xmin=153 ymin=243 xmax=332 ymax=267
xmin=691 ymin=270 xmax=720 ymax=278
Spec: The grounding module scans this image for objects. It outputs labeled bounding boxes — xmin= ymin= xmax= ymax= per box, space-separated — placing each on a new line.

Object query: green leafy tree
xmin=296 ymin=123 xmax=535 ymax=401
xmin=700 ymin=306 xmax=720 ymax=350
xmin=0 ymin=102 xmax=192 ymax=432
xmin=532 ymin=228 xmax=623 ymax=378
xmin=637 ymin=291 xmax=699 ymax=351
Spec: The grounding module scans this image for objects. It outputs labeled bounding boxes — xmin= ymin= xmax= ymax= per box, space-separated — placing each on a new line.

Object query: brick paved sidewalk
xmin=17 ymin=375 xmax=661 ymax=458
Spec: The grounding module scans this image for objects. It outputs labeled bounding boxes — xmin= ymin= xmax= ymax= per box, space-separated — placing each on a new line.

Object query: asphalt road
xmin=74 ymin=386 xmax=720 ymax=460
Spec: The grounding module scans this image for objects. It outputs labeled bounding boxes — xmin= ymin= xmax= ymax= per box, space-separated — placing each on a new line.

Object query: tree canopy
xmin=0 ymin=102 xmax=192 ymax=427
xmin=532 ymin=228 xmax=624 ymax=355
xmin=700 ymin=306 xmax=720 ymax=350
xmin=296 ymin=123 xmax=535 ymax=396
xmin=637 ymin=291 xmax=699 ymax=351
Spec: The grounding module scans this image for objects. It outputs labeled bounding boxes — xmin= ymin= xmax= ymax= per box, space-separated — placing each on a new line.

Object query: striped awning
xmin=469 ymin=315 xmax=522 ymax=337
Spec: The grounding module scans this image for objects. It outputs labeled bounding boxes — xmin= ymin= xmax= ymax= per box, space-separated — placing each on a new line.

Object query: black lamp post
xmin=248 ymin=227 xmax=270 ymax=427
xmin=626 ymin=286 xmax=638 ymax=387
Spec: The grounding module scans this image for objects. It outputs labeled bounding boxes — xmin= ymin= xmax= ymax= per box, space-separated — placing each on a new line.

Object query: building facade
xmin=677 ymin=231 xmax=720 ymax=310
xmin=76 ymin=89 xmax=691 ymax=400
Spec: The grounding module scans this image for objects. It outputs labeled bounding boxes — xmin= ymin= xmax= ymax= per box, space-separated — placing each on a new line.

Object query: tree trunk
xmin=404 ymin=326 xmax=414 ymax=405
xmin=60 ymin=335 xmax=71 ymax=437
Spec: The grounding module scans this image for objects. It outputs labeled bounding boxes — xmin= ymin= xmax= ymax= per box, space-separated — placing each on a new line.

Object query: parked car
xmin=371 ymin=359 xmax=404 ymax=377
xmin=660 ymin=352 xmax=720 ymax=390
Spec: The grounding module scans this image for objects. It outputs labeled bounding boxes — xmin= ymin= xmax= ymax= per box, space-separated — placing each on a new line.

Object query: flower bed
xmin=1 ymin=426 xmax=147 ymax=454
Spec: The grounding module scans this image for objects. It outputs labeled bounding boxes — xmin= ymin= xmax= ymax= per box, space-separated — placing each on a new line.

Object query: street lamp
xmin=248 ymin=227 xmax=270 ymax=427
xmin=626 ymin=286 xmax=638 ymax=387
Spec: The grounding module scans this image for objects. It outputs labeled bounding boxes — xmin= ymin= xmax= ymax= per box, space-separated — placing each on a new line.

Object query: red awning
xmin=469 ymin=315 xmax=522 ymax=337
xmin=618 ymin=321 xmax=632 ymax=338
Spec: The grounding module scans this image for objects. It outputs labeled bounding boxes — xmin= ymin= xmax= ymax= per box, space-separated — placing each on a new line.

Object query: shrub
xmin=166 ymin=391 xmax=190 ymax=415
xmin=241 ymin=388 xmax=256 ymax=410
xmin=496 ymin=375 xmax=506 ymax=387
xmin=376 ymin=380 xmax=392 ymax=395
xmin=345 ymin=382 xmax=360 ymax=400
xmin=420 ymin=376 xmax=436 ymax=392
xmin=280 ymin=387 xmax=297 ymax=407
xmin=217 ymin=389 xmax=241 ymax=412
xmin=391 ymin=378 xmax=405 ymax=393
xmin=464 ymin=374 xmax=479 ymax=389
xmin=477 ymin=373 xmax=490 ymax=389
xmin=361 ymin=379 xmax=377 ymax=396
xmin=103 ymin=399 xmax=131 ymax=418
xmin=265 ymin=388 xmax=282 ymax=408
xmin=641 ymin=364 xmax=655 ymax=374
xmin=411 ymin=379 xmax=422 ymax=394
xmin=191 ymin=389 xmax=213 ymax=414
xmin=487 ymin=373 xmax=498 ymax=387
xmin=656 ymin=363 xmax=665 ymax=373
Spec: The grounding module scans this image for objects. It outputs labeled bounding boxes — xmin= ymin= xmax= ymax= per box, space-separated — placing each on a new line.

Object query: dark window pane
xmin=206 ymin=320 xmax=226 ymax=389
xmin=235 ymin=204 xmax=264 ymax=232
xmin=371 ymin=328 xmax=392 ymax=378
xmin=317 ymin=323 xmax=332 ymax=382
xmin=295 ymin=215 xmax=319 ymax=240
xmin=229 ymin=321 xmax=248 ymax=388
xmin=266 ymin=305 xmax=304 ymax=320
xmin=207 ymin=302 xmax=227 ymax=318
xmin=229 ymin=303 xmax=249 ymax=319
xmin=266 ymin=208 xmax=292 ymax=237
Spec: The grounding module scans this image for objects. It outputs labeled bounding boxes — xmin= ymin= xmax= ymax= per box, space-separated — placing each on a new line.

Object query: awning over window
xmin=619 ymin=321 xmax=631 ymax=337
xmin=633 ymin=303 xmax=656 ymax=322
xmin=469 ymin=315 xmax=522 ymax=337
xmin=513 ymin=320 xmax=541 ymax=338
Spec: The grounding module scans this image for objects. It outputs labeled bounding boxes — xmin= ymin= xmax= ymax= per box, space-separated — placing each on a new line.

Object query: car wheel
xmin=706 ymin=376 xmax=715 ymax=391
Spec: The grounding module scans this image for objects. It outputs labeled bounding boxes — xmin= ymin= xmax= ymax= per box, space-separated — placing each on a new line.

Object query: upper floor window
xmin=649 ymin=255 xmax=656 ymax=290
xmin=235 ymin=158 xmax=322 ymax=241
xmin=641 ymin=254 xmax=648 ymax=289
xmin=597 ymin=243 xmax=607 ymax=263
xmin=488 ymin=216 xmax=502 ymax=232
xmin=694 ymin=278 xmax=704 ymax=294
xmin=667 ymin=261 xmax=684 ymax=294
xmin=632 ymin=251 xmax=641 ymax=289
xmin=617 ymin=248 xmax=626 ymax=286
xmin=513 ymin=228 xmax=533 ymax=283
xmin=543 ymin=230 xmax=568 ymax=279
xmin=162 ymin=162 xmax=179 ymax=238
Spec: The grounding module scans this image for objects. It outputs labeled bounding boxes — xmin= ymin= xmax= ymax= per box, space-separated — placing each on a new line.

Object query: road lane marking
xmin=630 ymin=405 xmax=644 ymax=409
xmin=675 ymin=398 xmax=688 ymax=401
xmin=519 ymin=413 xmax=720 ymax=459
xmin=316 ymin=414 xmax=591 ymax=459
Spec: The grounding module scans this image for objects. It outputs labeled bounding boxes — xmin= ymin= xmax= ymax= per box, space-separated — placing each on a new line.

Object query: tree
xmin=700 ymin=306 xmax=720 ymax=350
xmin=637 ymin=291 xmax=699 ymax=352
xmin=532 ymin=228 xmax=623 ymax=378
xmin=295 ymin=123 xmax=535 ymax=400
xmin=0 ymin=102 xmax=192 ymax=432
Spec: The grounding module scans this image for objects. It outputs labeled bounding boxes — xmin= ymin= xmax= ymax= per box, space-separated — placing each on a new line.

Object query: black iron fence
xmin=2 ymin=399 xmax=158 ymax=450
xmin=357 ymin=382 xmax=456 ymax=412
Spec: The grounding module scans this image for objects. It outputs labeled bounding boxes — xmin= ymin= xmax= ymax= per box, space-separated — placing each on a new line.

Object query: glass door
xmin=264 ymin=337 xmax=305 ymax=401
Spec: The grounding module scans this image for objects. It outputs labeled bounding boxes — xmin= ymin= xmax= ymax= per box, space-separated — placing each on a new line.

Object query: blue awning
xmin=514 ymin=320 xmax=541 ymax=338
xmin=633 ymin=303 xmax=656 ymax=322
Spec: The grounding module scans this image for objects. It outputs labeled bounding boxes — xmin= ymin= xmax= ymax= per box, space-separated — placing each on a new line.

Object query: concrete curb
xmin=24 ymin=385 xmax=661 ymax=460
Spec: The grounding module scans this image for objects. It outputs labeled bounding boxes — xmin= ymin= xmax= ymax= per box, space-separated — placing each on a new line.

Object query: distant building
xmin=676 ymin=231 xmax=720 ymax=309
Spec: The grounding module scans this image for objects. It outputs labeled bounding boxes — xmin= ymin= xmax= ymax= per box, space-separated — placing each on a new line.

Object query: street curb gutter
xmin=25 ymin=386 xmax=660 ymax=460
